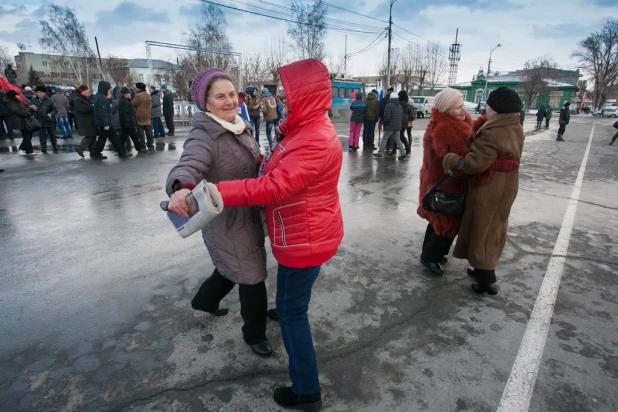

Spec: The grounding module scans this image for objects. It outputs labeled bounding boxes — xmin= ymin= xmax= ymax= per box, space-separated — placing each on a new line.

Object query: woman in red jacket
xmin=168 ymin=58 xmax=343 ymax=411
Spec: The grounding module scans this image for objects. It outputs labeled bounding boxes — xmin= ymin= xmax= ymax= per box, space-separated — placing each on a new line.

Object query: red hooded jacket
xmin=217 ymin=59 xmax=344 ymax=268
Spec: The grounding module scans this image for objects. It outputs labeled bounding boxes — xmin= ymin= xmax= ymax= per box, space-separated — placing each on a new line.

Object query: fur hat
xmin=24 ymin=86 xmax=32 ymax=91
xmin=190 ymin=67 xmax=233 ymax=112
xmin=389 ymin=92 xmax=398 ymax=100
xmin=76 ymin=84 xmax=89 ymax=94
xmin=486 ymin=87 xmax=522 ymax=114
xmin=564 ymin=101 xmax=571 ymax=107
xmin=135 ymin=82 xmax=147 ymax=90
xmin=35 ymin=85 xmax=47 ymax=93
xmin=120 ymin=87 xmax=131 ymax=95
xmin=434 ymin=88 xmax=463 ymax=113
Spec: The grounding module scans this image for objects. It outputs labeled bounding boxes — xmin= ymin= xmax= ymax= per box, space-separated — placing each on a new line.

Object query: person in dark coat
xmin=92 ymin=80 xmax=132 ymax=159
xmin=65 ymin=90 xmax=77 ymax=131
xmin=0 ymin=88 xmax=14 ymax=140
xmin=348 ymin=91 xmax=366 ymax=151
xmin=363 ymin=89 xmax=379 ymax=150
xmin=374 ymin=92 xmax=407 ymax=159
xmin=150 ymin=86 xmax=164 ymax=138
xmin=74 ymin=84 xmax=99 ymax=158
xmin=556 ymin=102 xmax=570 ymax=141
xmin=520 ymin=106 xmax=526 ymax=126
xmin=161 ymin=84 xmax=174 ymax=136
xmin=4 ymin=64 xmax=18 ymax=87
xmin=5 ymin=90 xmax=37 ymax=154
xmin=32 ymin=85 xmax=58 ymax=153
xmin=394 ymin=90 xmax=412 ymax=156
xmin=110 ymin=86 xmax=122 ymax=133
xmin=535 ymin=104 xmax=546 ymax=128
xmin=118 ymin=87 xmax=147 ymax=153
xmin=609 ymin=120 xmax=618 ymax=145
xmin=544 ymin=106 xmax=553 ymax=128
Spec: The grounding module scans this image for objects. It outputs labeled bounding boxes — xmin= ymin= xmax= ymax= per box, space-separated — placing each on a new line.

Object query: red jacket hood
xmin=278 ymin=58 xmax=331 ymax=136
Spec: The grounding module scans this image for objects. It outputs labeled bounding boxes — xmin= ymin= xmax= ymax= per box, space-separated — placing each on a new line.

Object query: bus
xmin=331 ymin=80 xmax=363 ymax=111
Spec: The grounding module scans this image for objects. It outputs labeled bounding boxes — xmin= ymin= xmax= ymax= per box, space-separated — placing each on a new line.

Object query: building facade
xmin=451 ymin=68 xmax=581 ymax=110
xmin=14 ymin=52 xmax=177 ymax=92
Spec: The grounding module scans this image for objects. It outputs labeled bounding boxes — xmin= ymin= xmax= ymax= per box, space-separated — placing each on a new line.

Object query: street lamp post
xmin=483 ymin=43 xmax=502 ymax=101
xmin=386 ymin=0 xmax=397 ymax=89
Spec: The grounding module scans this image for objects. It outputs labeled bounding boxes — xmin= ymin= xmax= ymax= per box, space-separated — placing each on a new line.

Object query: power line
xmin=323 ymin=2 xmax=388 ymax=24
xmin=348 ymin=30 xmax=387 ymax=57
xmin=250 ymin=0 xmax=387 ymax=31
xmin=201 ymin=0 xmax=384 ymax=36
xmin=391 ymin=22 xmax=425 ymax=41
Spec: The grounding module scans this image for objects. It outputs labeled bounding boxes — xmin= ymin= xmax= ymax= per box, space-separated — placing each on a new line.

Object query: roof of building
xmin=453 ymin=68 xmax=580 ymax=88
xmin=128 ymin=59 xmax=176 ymax=69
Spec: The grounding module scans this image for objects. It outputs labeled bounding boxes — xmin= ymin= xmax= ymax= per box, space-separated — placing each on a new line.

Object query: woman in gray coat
xmin=166 ymin=67 xmax=271 ymax=357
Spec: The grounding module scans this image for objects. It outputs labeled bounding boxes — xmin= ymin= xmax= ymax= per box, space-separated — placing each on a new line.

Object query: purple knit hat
xmin=190 ymin=67 xmax=233 ymax=111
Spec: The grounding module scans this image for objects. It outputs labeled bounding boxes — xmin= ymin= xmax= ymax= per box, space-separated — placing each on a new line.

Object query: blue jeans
xmin=276 ymin=264 xmax=322 ymax=395
xmin=152 ymin=117 xmax=164 ymax=137
xmin=56 ymin=117 xmax=71 ymax=137
xmin=250 ymin=115 xmax=260 ymax=143
xmin=265 ymin=119 xmax=276 ymax=146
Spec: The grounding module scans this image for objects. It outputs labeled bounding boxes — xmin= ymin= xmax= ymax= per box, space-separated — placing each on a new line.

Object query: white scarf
xmin=204 ymin=112 xmax=246 ymax=135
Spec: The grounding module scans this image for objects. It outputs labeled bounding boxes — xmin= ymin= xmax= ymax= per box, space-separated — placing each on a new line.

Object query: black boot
xmin=471 ymin=282 xmax=498 ymax=295
xmin=273 ymin=387 xmax=322 ymax=412
xmin=249 ymin=339 xmax=272 ymax=357
xmin=267 ymin=308 xmax=278 ymax=321
xmin=420 ymin=258 xmax=444 ymax=275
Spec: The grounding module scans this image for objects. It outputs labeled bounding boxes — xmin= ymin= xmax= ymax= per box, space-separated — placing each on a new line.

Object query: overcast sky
xmin=1 ymin=0 xmax=615 ymax=85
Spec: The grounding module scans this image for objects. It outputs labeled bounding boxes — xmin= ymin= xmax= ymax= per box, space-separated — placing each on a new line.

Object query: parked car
xmin=463 ymin=101 xmax=478 ymax=112
xmin=410 ymin=96 xmax=435 ymax=118
xmin=593 ymin=107 xmax=617 ymax=117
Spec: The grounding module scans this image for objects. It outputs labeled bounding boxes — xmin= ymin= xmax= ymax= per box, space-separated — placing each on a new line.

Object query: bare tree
xmin=399 ymin=43 xmax=423 ymax=92
xmin=39 ymin=4 xmax=100 ymax=85
xmin=572 ymin=19 xmax=618 ymax=109
xmin=425 ymin=41 xmax=448 ymax=91
xmin=520 ymin=56 xmax=558 ymax=108
xmin=288 ymin=0 xmax=327 ymax=60
xmin=105 ymin=56 xmax=130 ymax=87
xmin=0 ymin=46 xmax=13 ymax=71
xmin=378 ymin=51 xmax=400 ymax=89
xmin=186 ymin=3 xmax=234 ymax=71
xmin=577 ymin=79 xmax=588 ymax=108
xmin=240 ymin=53 xmax=268 ymax=89
xmin=166 ymin=56 xmax=192 ymax=101
xmin=264 ymin=35 xmax=290 ymax=82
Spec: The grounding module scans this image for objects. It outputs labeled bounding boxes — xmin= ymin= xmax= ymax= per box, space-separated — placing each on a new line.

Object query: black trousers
xmin=120 ymin=127 xmax=144 ymax=151
xmin=137 ymin=124 xmax=154 ymax=146
xmin=39 ymin=126 xmax=57 ymax=149
xmin=611 ymin=132 xmax=618 ymax=144
xmin=557 ymin=123 xmax=567 ymax=137
xmin=421 ymin=223 xmax=454 ymax=263
xmin=362 ymin=119 xmax=377 ymax=146
xmin=399 ymin=127 xmax=412 ymax=153
xmin=95 ymin=127 xmax=127 ymax=156
xmin=192 ymin=268 xmax=267 ymax=345
xmin=0 ymin=115 xmax=13 ymax=137
xmin=164 ymin=115 xmax=175 ymax=135
xmin=545 ymin=118 xmax=550 ymax=128
xmin=78 ymin=136 xmax=97 ymax=152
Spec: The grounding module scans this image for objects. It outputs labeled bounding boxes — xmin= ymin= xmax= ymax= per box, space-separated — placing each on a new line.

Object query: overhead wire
xmin=200 ymin=0 xmax=385 ymax=36
xmin=347 ymin=30 xmax=388 ymax=57
xmin=323 ymin=2 xmax=388 ymax=24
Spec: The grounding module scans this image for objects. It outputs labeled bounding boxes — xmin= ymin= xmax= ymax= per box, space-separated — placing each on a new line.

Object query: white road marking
xmin=496 ymin=123 xmax=596 ymax=412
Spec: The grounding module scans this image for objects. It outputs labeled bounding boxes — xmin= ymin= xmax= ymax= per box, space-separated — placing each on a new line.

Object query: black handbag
xmin=422 ymin=158 xmax=466 ymax=215
xmin=25 ymin=115 xmax=42 ymax=132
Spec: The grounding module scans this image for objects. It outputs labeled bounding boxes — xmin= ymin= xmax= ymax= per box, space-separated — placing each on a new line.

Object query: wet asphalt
xmin=0 ymin=114 xmax=617 ymax=411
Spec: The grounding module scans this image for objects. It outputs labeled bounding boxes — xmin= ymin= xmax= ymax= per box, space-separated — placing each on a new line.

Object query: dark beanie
xmin=135 ymin=82 xmax=146 ymax=90
xmin=6 ymin=90 xmax=18 ymax=98
xmin=486 ymin=87 xmax=522 ymax=114
xmin=120 ymin=87 xmax=131 ymax=94
xmin=35 ymin=85 xmax=47 ymax=93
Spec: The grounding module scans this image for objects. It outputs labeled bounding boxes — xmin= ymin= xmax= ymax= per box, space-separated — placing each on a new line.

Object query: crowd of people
xmin=0 ymin=81 xmax=175 ymax=159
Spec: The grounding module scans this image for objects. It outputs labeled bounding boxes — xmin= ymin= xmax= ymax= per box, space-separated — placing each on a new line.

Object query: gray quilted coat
xmin=166 ymin=112 xmax=266 ymax=285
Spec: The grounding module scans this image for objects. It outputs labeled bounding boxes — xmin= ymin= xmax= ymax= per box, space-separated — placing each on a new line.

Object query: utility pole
xmin=483 ymin=43 xmax=502 ymax=101
xmin=448 ymin=28 xmax=461 ymax=86
xmin=344 ymin=34 xmax=347 ymax=77
xmin=386 ymin=0 xmax=397 ymax=89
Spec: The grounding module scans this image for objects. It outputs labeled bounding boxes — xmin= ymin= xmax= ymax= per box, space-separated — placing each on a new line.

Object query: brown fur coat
xmin=443 ymin=112 xmax=524 ymax=269
xmin=417 ymin=109 xmax=479 ymax=238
